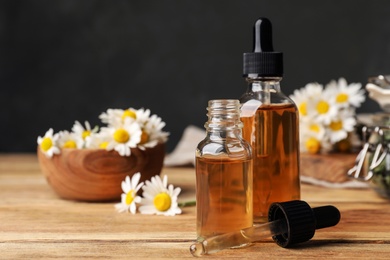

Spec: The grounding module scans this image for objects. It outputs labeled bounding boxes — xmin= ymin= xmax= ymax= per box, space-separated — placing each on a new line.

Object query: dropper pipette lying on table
xmin=190 ymin=200 xmax=341 ymax=257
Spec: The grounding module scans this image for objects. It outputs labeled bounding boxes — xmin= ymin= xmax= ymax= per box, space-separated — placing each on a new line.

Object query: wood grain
xmin=1 ymin=154 xmax=390 ymax=259
xmin=300 ymin=153 xmax=357 ymax=183
xmin=37 ymin=144 xmax=165 ymax=202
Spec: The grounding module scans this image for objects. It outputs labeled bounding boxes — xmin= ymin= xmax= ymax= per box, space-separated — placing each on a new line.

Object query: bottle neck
xmin=246 ymin=76 xmax=282 ymax=93
xmin=205 ymin=100 xmax=243 ymax=137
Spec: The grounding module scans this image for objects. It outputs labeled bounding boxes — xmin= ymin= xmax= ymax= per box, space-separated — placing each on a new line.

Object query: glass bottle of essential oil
xmin=195 ymin=99 xmax=253 ymax=245
xmin=240 ymin=18 xmax=301 ymax=223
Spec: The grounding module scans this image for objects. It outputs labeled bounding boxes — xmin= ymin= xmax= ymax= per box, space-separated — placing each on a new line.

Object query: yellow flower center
xmin=82 ymin=130 xmax=91 ymax=140
xmin=122 ymin=110 xmax=137 ymax=121
xmin=316 ymin=100 xmax=330 ymax=114
xmin=305 ymin=137 xmax=321 ymax=154
xmin=125 ymin=190 xmax=135 ymax=205
xmin=298 ymin=102 xmax=307 ymax=116
xmin=329 ymin=120 xmax=343 ymax=131
xmin=309 ymin=124 xmax=321 ymax=133
xmin=336 ymin=93 xmax=348 ymax=103
xmin=113 ymin=129 xmax=130 ymax=143
xmin=140 ymin=130 xmax=149 ymax=144
xmin=41 ymin=137 xmax=53 ymax=152
xmin=63 ymin=140 xmax=77 ymax=149
xmin=153 ymin=192 xmax=171 ymax=212
xmin=99 ymin=141 xmax=108 ymax=149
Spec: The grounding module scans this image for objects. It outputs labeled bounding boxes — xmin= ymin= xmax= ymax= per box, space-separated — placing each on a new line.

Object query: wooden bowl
xmin=37 ymin=143 xmax=166 ymax=202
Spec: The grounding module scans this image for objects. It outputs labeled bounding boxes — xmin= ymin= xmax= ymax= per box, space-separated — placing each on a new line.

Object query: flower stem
xmin=178 ymin=200 xmax=196 ymax=207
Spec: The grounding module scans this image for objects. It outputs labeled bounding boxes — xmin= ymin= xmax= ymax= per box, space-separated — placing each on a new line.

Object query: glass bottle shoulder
xmin=196 ymin=135 xmax=252 ymax=160
xmin=240 ymin=89 xmax=296 ymax=106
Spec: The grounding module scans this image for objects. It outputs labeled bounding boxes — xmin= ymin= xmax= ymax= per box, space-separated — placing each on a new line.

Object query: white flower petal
xmin=135 ymin=182 xmax=144 ymax=193
xmin=139 ymin=205 xmax=156 ymax=215
xmin=122 ymin=178 xmax=130 ymax=193
xmin=134 ymin=196 xmax=142 ymax=203
xmin=120 ymin=193 xmax=127 ymax=203
xmin=172 ymin=187 xmax=181 ymax=198
xmin=162 ymin=175 xmax=168 ymax=189
xmin=115 ymin=203 xmax=127 ymax=213
xmin=131 ymin=173 xmax=141 ymax=190
xmin=142 ymin=191 xmax=155 ymax=201
xmin=129 ymin=202 xmax=137 ymax=214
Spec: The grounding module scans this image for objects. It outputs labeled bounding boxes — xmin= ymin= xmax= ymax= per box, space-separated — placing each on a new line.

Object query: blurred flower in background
xmin=290 ymin=78 xmax=365 ymax=154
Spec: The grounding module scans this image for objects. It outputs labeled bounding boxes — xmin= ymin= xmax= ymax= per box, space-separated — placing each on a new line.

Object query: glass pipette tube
xmin=190 ymin=201 xmax=341 ymax=257
xmin=190 ymin=218 xmax=286 ymax=257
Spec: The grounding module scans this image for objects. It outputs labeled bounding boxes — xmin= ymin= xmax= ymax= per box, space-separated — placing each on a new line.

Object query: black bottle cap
xmin=243 ymin=17 xmax=283 ymax=77
xmin=268 ymin=200 xmax=341 ymax=248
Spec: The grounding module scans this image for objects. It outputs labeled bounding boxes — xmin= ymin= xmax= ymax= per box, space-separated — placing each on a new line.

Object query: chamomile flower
xmin=300 ymin=120 xmax=325 ymax=154
xmin=99 ymin=108 xmax=151 ymax=126
xmin=305 ymin=82 xmax=324 ymax=98
xmin=301 ymin=135 xmax=322 ymax=154
xmin=134 ymin=108 xmax=152 ymax=125
xmin=115 ymin=173 xmax=144 ymax=214
xmin=290 ymin=78 xmax=365 ymax=154
xmin=139 ymin=175 xmax=182 ymax=216
xmin=138 ymin=114 xmax=169 ymax=150
xmin=72 ymin=121 xmax=98 ymax=142
xmin=100 ymin=108 xmax=134 ymax=126
xmin=290 ymin=82 xmax=324 ymax=120
xmin=39 ymin=106 xmax=168 ymax=158
xmin=300 ymin=120 xmax=326 ymax=141
xmin=85 ymin=132 xmax=112 ymax=149
xmin=102 ymin=118 xmax=142 ymax=156
xmin=37 ymin=128 xmax=60 ymax=158
xmin=326 ymin=112 xmax=356 ymax=144
xmin=307 ymin=88 xmax=338 ymax=125
xmin=290 ymin=87 xmax=309 ymax=117
xmin=326 ymin=78 xmax=365 ymax=108
xmin=57 ymin=130 xmax=84 ymax=149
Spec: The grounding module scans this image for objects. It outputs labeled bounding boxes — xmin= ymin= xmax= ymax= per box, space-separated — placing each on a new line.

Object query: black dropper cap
xmin=268 ymin=200 xmax=341 ymax=248
xmin=243 ymin=17 xmax=283 ymax=77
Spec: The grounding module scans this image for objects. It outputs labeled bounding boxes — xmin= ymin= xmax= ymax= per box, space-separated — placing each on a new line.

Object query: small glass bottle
xmin=240 ymin=18 xmax=301 ymax=223
xmin=195 ymin=99 xmax=253 ymax=244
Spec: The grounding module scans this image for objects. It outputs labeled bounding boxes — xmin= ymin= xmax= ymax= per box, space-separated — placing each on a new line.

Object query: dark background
xmin=2 ymin=0 xmax=390 ymax=153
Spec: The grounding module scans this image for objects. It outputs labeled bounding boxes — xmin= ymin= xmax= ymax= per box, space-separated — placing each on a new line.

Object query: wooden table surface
xmin=1 ymin=154 xmax=390 ymax=259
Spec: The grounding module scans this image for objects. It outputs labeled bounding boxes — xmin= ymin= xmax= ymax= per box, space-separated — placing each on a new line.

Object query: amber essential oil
xmin=196 ymin=157 xmax=253 ymax=239
xmin=241 ymin=103 xmax=300 ymax=222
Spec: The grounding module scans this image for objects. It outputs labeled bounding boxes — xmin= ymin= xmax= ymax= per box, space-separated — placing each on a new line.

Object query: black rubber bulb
xmin=253 ymin=18 xmax=274 ymax=52
xmin=243 ymin=17 xmax=283 ymax=77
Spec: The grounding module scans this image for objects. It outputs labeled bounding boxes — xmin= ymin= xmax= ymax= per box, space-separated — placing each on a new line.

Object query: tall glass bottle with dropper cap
xmin=240 ymin=18 xmax=301 ymax=223
xmin=195 ymin=99 xmax=253 ymax=245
